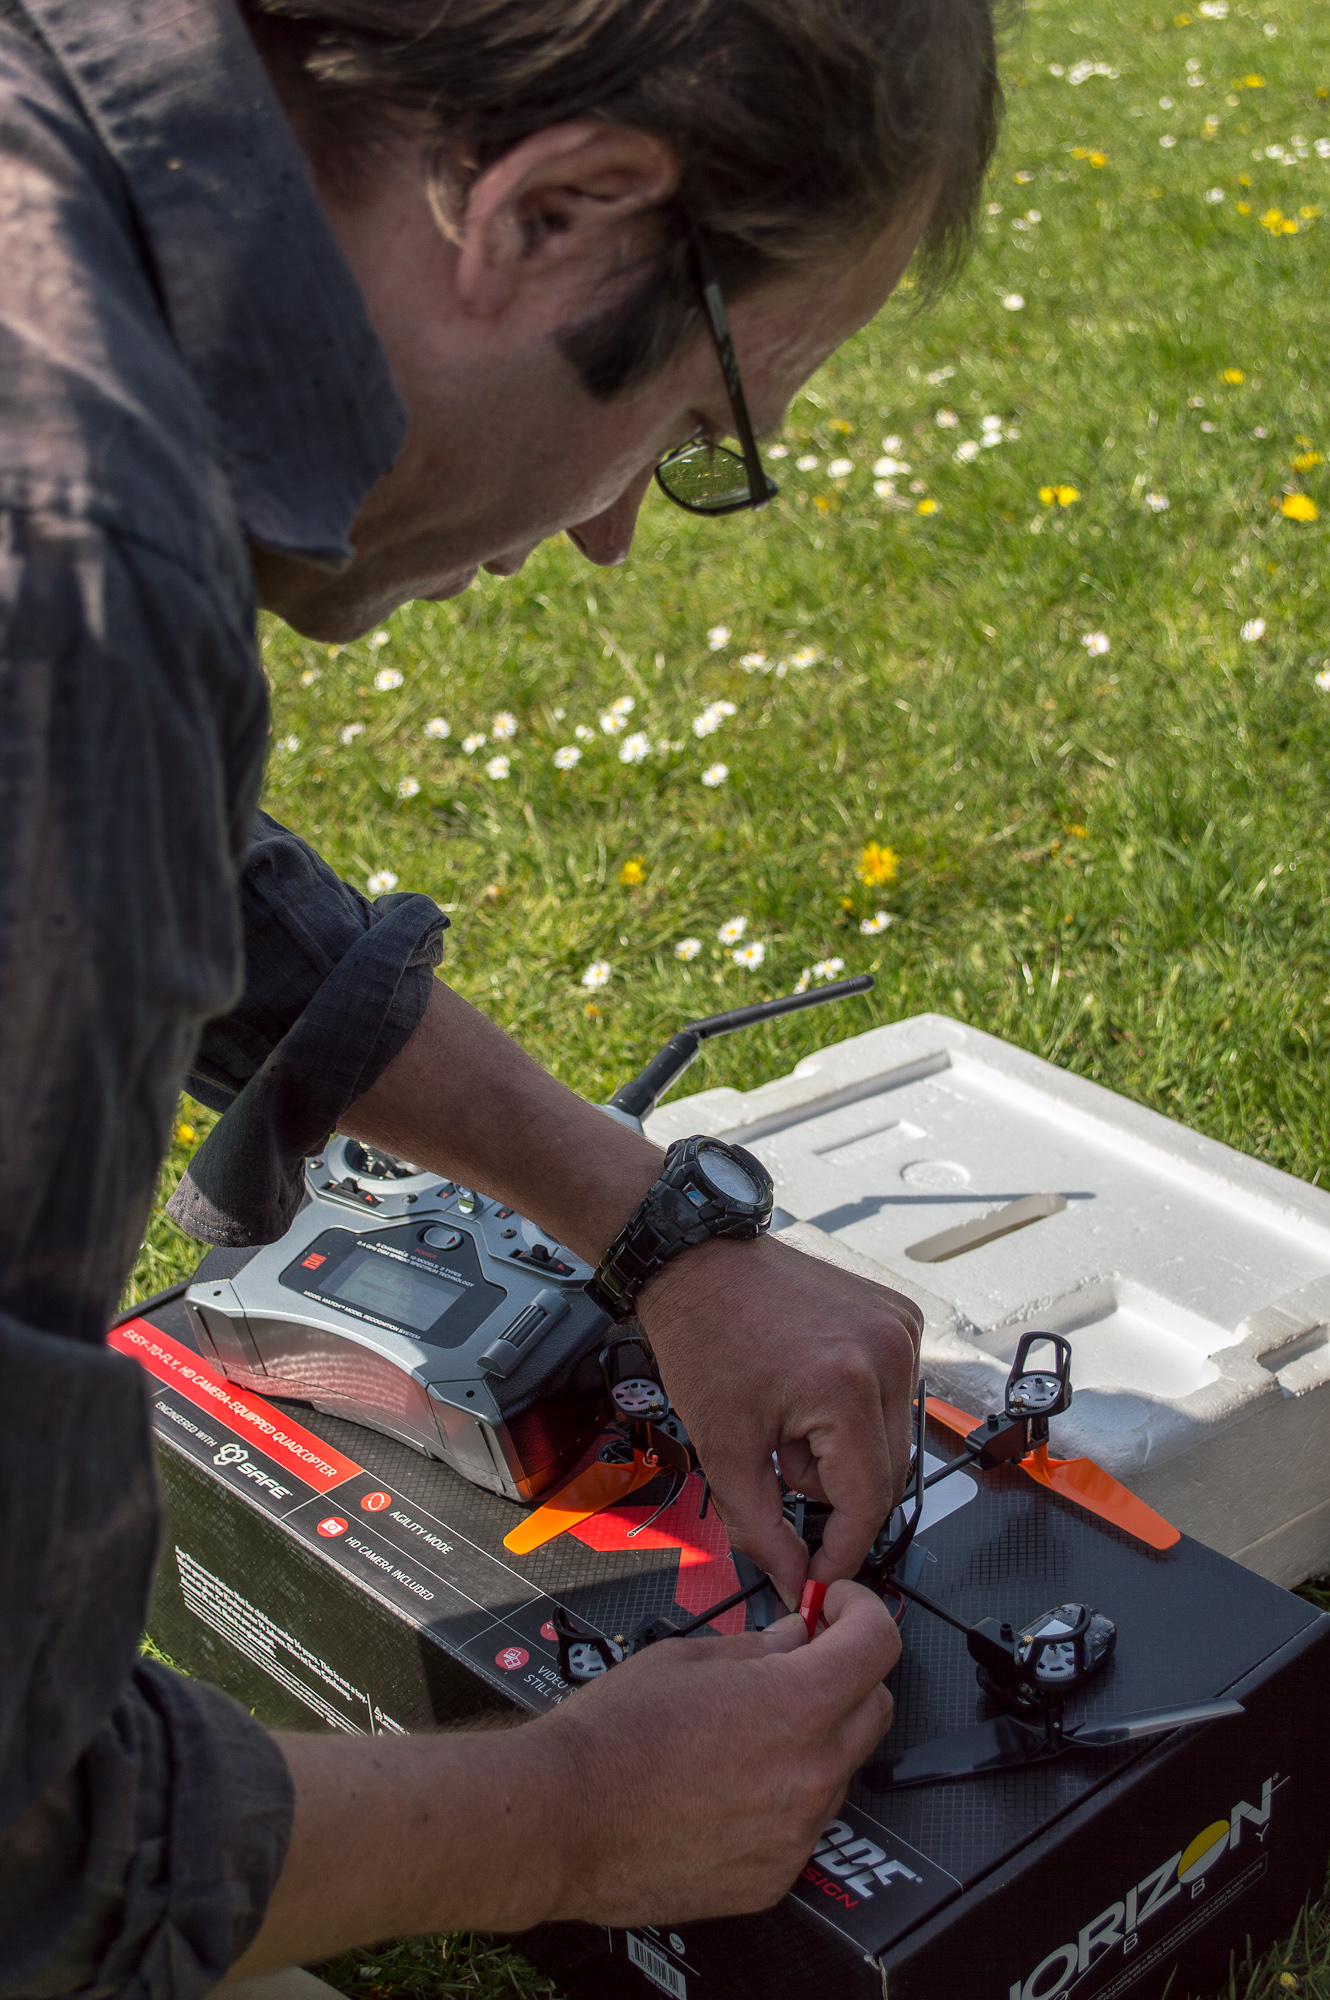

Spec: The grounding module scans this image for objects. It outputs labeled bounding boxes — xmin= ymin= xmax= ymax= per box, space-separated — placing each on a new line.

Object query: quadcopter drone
xmin=545 ymin=1332 xmax=1243 ymax=1786
xmin=182 ymin=971 xmax=1240 ymax=1784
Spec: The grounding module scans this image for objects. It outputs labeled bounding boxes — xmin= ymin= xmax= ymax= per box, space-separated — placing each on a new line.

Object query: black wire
xmin=664 ymin=1574 xmax=772 ymax=1638
xmin=884 ymin=1574 xmax=977 ymax=1638
xmin=923 ymin=1443 xmax=983 ymax=1488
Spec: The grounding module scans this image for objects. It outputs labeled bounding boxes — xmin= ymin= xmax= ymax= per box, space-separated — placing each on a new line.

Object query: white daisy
xmin=874 ymin=480 xmax=897 ymax=500
xmin=739 ymin=652 xmax=768 ymax=673
xmin=581 ymin=960 xmax=611 ymax=990
xmin=1145 ymin=493 xmax=1170 ymax=512
xmin=424 ymin=716 xmax=451 ymax=738
xmin=462 ymin=732 xmax=487 ymax=753
xmin=1241 ymin=619 xmax=1266 ymax=642
xmin=731 ymin=942 xmax=766 ymax=969
xmin=811 ymin=957 xmax=846 ymax=980
xmin=828 ymin=458 xmax=854 ymax=478
xmin=954 ymin=439 xmax=981 ymax=463
xmin=491 ymin=712 xmax=518 ymax=740
xmin=767 ymin=443 xmax=790 ymax=459
xmin=619 ymin=732 xmax=650 ymax=764
xmin=485 ymin=754 xmax=511 ymax=780
xmin=707 ymin=624 xmax=731 ymax=650
xmin=339 ymin=723 xmax=365 ymax=746
xmin=369 ymin=630 xmax=390 ymax=648
xmin=926 ymin=367 xmax=956 ymax=386
xmin=366 ymin=869 xmax=398 ymax=894
xmin=600 ymin=709 xmax=629 ymax=735
xmin=1205 ymin=187 xmax=1225 ymax=203
xmin=874 ymin=456 xmax=911 ymax=477
xmin=274 ymin=734 xmax=299 ymax=754
xmin=882 ymin=435 xmax=903 ymax=452
xmin=574 ymin=723 xmax=595 ymax=741
xmin=299 ymin=668 xmax=320 ymax=686
xmin=373 ymin=666 xmax=404 ymax=691
xmin=553 ymin=745 xmax=582 ymax=769
xmin=701 ymin=763 xmax=729 ymax=787
xmin=395 ymin=775 xmax=420 ymax=799
xmin=1002 ymin=293 xmax=1025 ymax=311
xmin=717 ymin=916 xmax=747 ymax=944
xmin=1081 ymin=632 xmax=1111 ymax=656
xmin=790 ymin=647 xmax=821 ymax=669
xmin=1314 ymin=668 xmax=1330 ymax=692
xmin=935 ymin=408 xmax=960 ymax=429
xmin=675 ymin=938 xmax=702 ymax=961
xmin=860 ymin=911 xmax=894 ymax=935
xmin=796 ymin=454 xmax=819 ymax=471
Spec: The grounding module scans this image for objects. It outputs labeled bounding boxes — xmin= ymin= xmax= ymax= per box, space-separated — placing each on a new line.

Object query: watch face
xmin=697 ymin=1144 xmax=764 ymax=1204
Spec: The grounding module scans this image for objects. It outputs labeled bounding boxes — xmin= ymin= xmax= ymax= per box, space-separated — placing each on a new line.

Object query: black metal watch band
xmin=588 ymin=1135 xmax=774 ymax=1321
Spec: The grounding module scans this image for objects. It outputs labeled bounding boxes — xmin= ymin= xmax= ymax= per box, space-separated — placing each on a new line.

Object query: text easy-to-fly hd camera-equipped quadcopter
xmin=546 ymin=1332 xmax=1244 ymax=1786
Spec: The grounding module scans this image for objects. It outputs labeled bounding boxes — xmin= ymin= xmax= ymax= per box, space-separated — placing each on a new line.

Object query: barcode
xmin=626 ymin=1933 xmax=687 ymax=1999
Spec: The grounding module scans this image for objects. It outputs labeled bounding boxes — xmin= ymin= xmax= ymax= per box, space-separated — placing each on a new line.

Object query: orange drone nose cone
xmin=1024 ymin=1445 xmax=1180 ymax=1552
xmin=503 ymin=1452 xmax=658 ymax=1554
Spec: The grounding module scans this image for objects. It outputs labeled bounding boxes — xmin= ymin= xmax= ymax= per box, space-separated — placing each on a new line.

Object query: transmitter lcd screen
xmin=322 ymin=1247 xmax=466 ymax=1332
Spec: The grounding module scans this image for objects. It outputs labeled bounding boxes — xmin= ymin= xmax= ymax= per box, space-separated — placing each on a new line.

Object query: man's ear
xmin=452 ymin=122 xmax=680 ymax=321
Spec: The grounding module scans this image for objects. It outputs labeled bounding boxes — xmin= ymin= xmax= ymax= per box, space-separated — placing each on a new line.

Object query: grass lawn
xmin=128 ymin=0 xmax=1330 ymax=1988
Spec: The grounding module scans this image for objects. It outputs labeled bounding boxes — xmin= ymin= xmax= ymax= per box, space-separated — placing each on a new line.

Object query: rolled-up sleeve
xmin=0 ymin=1315 xmax=293 ymax=1999
xmin=166 ymin=813 xmax=448 ymax=1247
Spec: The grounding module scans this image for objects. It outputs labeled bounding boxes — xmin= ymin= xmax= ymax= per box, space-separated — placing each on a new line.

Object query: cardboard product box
xmin=119 ymin=1291 xmax=1330 ymax=2000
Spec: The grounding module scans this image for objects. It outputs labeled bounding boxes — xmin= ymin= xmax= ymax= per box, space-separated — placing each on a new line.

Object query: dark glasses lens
xmin=655 ymin=441 xmax=779 ymax=516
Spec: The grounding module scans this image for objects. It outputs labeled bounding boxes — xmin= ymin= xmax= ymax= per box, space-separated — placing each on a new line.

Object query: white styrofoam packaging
xmin=642 ymin=1013 xmax=1330 ymax=1587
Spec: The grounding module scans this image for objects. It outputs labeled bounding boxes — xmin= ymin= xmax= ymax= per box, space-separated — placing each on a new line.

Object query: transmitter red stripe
xmin=111 ymin=1318 xmax=362 ymax=1493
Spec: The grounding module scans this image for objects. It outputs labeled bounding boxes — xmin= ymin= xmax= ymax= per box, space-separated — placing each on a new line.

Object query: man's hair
xmin=245 ymin=0 xmax=1003 ymax=398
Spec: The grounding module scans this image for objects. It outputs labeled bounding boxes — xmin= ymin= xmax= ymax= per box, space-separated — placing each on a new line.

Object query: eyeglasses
xmin=654 ymin=214 xmax=779 ymax=517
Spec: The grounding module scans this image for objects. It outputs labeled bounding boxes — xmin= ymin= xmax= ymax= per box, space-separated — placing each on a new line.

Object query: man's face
xmin=256 ymin=138 xmax=926 ymax=640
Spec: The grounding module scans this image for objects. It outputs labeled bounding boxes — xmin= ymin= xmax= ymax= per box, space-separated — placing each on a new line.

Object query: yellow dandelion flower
xmin=585 ymin=1001 xmax=601 ymax=1019
xmin=1238 ymin=174 xmax=1251 ymax=187
xmin=1066 ymin=824 xmax=1088 ymax=839
xmin=859 ymin=842 xmax=900 ymax=887
xmin=1300 ymin=207 xmax=1321 ymax=220
xmin=1173 ymin=11 xmax=1192 ymax=23
xmin=814 ymin=493 xmax=832 ymax=513
xmin=1282 ymin=494 xmax=1319 ymax=522
xmin=1039 ymin=485 xmax=1056 ymax=506
xmin=1071 ymin=146 xmax=1090 ymax=159
xmin=829 ymin=418 xmax=854 ymax=433
xmin=1280 ymin=219 xmax=1299 ymax=235
xmin=176 ymin=1123 xmax=195 ymax=1145
xmin=1055 ymin=485 xmax=1081 ymax=506
xmin=1237 ymin=201 xmax=1251 ymax=214
xmin=1089 ymin=152 xmax=1108 ymax=167
xmin=1293 ymin=452 xmax=1323 ymax=471
xmin=1221 ymin=368 xmax=1244 ymax=384
xmin=618 ymin=857 xmax=646 ymax=886
xmin=1243 ymin=74 xmax=1264 ymax=88
xmin=917 ymin=497 xmax=938 ymax=515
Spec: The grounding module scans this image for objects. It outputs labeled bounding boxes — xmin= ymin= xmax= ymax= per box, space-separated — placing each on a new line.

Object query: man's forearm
xmin=342 ymin=979 xmax=660 ymax=1264
xmin=226 ymin=1723 xmax=568 ymax=1975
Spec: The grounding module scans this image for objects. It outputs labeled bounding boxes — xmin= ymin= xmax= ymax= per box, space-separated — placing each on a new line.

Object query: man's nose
xmin=565 ymin=466 xmax=656 ymax=568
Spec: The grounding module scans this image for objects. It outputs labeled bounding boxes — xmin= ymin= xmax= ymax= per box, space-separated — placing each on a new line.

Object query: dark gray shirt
xmin=0 ymin=0 xmax=445 ymax=1989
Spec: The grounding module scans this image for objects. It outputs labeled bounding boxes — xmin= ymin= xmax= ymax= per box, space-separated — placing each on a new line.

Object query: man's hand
xmin=345 ymin=982 xmax=923 ymax=1599
xmin=637 ymin=1233 xmax=921 ymax=1602
xmin=538 ymin=1580 xmax=900 ymax=1923
xmin=228 ymin=1581 xmax=899 ymax=1970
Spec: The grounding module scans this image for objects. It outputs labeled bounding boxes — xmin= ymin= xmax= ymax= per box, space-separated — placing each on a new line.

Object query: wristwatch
xmin=588 ymin=1135 xmax=775 ymax=1321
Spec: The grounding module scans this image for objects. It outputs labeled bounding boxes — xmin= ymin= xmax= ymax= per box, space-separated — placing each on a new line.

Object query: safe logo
xmin=1008 ymin=1777 xmax=1276 ymax=2000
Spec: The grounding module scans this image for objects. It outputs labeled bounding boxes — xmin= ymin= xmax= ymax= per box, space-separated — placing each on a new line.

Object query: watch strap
xmin=588 ymin=1137 xmax=773 ymax=1321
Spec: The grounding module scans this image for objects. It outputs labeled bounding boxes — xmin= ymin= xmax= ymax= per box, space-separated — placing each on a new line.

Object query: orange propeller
xmin=504 ymin=1451 xmax=659 ymax=1554
xmin=504 ymin=1425 xmax=690 ymax=1555
xmin=925 ymin=1396 xmax=1180 ymax=1552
